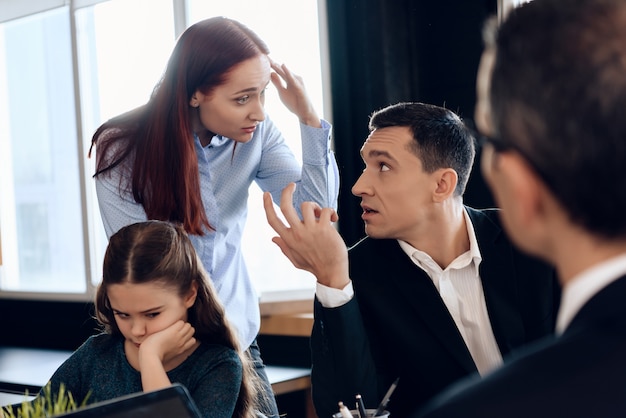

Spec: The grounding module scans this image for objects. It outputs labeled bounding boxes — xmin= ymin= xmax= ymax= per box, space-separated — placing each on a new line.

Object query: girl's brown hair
xmin=94 ymin=220 xmax=260 ymax=418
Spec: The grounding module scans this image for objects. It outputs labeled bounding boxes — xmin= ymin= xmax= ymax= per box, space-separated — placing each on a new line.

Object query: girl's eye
xmin=114 ymin=312 xmax=129 ymax=319
xmin=237 ymin=95 xmax=250 ymax=104
xmin=146 ymin=312 xmax=160 ymax=319
xmin=380 ymin=163 xmax=390 ymax=172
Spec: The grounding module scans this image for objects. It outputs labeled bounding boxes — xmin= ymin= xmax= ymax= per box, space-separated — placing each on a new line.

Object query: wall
xmin=326 ymin=0 xmax=498 ymax=245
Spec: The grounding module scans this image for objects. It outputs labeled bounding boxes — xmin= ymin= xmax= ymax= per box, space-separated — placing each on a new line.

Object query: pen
xmin=356 ymin=394 xmax=367 ymax=418
xmin=374 ymin=377 xmax=400 ymax=416
xmin=338 ymin=401 xmax=353 ymax=418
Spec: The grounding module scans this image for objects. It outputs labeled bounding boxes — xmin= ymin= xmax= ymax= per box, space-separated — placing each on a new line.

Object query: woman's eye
xmin=237 ymin=95 xmax=250 ymax=104
xmin=114 ymin=312 xmax=129 ymax=319
xmin=146 ymin=312 xmax=160 ymax=319
xmin=380 ymin=163 xmax=390 ymax=172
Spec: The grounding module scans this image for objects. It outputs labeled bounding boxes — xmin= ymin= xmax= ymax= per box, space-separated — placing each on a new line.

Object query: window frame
xmin=0 ymin=0 xmax=333 ymax=308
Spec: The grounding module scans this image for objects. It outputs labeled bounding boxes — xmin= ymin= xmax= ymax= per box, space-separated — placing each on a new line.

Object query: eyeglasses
xmin=478 ymin=134 xmax=512 ymax=153
xmin=478 ymin=134 xmax=556 ymax=193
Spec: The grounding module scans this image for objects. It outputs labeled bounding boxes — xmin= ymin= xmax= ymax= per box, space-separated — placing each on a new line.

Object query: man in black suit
xmin=414 ymin=0 xmax=626 ymax=417
xmin=263 ymin=102 xmax=560 ymax=418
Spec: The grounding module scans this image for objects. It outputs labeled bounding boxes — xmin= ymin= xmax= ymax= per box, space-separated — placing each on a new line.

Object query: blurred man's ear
xmin=502 ymin=153 xmax=543 ymax=223
xmin=492 ymin=150 xmax=559 ymax=257
xmin=475 ymin=48 xmax=496 ymax=137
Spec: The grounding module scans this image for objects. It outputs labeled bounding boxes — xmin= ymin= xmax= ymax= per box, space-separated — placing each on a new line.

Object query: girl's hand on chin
xmin=139 ymin=321 xmax=197 ymax=364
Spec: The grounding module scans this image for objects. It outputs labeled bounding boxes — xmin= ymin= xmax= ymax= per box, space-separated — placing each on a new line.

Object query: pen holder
xmin=332 ymin=409 xmax=390 ymax=418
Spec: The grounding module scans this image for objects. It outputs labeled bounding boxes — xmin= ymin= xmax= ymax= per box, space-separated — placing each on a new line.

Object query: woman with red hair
xmin=89 ymin=16 xmax=339 ymax=417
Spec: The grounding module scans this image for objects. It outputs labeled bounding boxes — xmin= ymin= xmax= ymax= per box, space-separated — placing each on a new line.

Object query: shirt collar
xmin=556 ymin=253 xmax=626 ymax=335
xmin=193 ymin=132 xmax=230 ymax=148
xmin=398 ymin=207 xmax=482 ymax=275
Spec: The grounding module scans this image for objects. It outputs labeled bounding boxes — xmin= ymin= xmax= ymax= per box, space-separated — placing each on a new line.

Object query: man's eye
xmin=380 ymin=163 xmax=390 ymax=172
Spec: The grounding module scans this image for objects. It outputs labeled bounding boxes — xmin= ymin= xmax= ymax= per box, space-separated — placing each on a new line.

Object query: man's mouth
xmin=362 ymin=204 xmax=377 ymax=214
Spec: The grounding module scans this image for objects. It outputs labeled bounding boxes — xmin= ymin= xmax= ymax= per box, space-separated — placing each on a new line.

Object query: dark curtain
xmin=325 ymin=0 xmax=497 ymax=246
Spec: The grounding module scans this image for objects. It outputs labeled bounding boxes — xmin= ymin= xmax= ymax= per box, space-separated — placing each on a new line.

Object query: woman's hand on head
xmin=139 ymin=320 xmax=196 ymax=365
xmin=270 ymin=59 xmax=321 ymax=128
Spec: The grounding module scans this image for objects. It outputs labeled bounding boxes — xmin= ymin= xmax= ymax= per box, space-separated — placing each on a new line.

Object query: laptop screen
xmin=55 ymin=384 xmax=202 ymax=418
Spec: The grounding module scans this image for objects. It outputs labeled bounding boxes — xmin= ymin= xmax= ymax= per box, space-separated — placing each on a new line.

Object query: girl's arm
xmin=138 ymin=321 xmax=197 ymax=392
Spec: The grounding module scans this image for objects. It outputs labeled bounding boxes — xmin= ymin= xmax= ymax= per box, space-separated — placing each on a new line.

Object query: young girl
xmin=19 ymin=221 xmax=260 ymax=418
xmin=88 ymin=16 xmax=339 ymax=416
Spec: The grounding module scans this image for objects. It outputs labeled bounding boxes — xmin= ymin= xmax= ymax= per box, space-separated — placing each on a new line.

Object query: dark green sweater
xmin=35 ymin=333 xmax=242 ymax=417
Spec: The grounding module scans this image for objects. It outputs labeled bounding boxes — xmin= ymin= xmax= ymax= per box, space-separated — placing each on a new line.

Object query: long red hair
xmin=88 ymin=17 xmax=270 ymax=235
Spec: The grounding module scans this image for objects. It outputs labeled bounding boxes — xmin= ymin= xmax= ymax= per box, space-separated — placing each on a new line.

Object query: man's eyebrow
xmin=362 ymin=149 xmax=398 ymax=162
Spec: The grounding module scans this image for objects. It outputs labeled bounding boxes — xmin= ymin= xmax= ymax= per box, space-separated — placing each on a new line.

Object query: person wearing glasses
xmin=88 ymin=17 xmax=339 ymax=418
xmin=414 ymin=0 xmax=626 ymax=416
xmin=262 ymin=101 xmax=560 ymax=418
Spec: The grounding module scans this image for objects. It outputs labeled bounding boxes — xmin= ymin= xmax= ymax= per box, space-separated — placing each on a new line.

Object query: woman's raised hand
xmin=270 ymin=59 xmax=321 ymax=128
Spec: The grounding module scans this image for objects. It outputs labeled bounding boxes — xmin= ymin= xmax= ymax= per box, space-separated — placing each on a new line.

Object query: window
xmin=187 ymin=0 xmax=327 ymax=295
xmin=0 ymin=6 xmax=85 ymax=294
xmin=0 ymin=0 xmax=331 ymax=301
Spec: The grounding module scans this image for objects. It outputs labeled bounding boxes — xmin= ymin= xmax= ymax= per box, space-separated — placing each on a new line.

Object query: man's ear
xmin=499 ymin=152 xmax=550 ymax=231
xmin=475 ymin=48 xmax=496 ymax=137
xmin=433 ymin=168 xmax=458 ymax=202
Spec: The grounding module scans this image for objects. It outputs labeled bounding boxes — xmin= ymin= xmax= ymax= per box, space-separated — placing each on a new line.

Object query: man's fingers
xmin=301 ymin=201 xmax=322 ymax=224
xmin=278 ymin=183 xmax=302 ymax=225
xmin=263 ymin=191 xmax=287 ymax=234
xmin=302 ymin=201 xmax=338 ymax=225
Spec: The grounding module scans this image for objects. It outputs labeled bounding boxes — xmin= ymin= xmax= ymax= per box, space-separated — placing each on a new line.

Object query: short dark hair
xmin=368 ymin=102 xmax=476 ymax=196
xmin=487 ymin=0 xmax=626 ymax=238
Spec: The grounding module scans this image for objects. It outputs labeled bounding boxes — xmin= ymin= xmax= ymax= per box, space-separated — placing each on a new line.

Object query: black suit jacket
xmin=310 ymin=207 xmax=560 ymax=418
xmin=416 ymin=275 xmax=626 ymax=418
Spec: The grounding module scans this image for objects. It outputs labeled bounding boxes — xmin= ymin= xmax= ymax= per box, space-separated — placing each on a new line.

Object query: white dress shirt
xmin=317 ymin=209 xmax=503 ymax=375
xmin=556 ymin=253 xmax=626 ymax=335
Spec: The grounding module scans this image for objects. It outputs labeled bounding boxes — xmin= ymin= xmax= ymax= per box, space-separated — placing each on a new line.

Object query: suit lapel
xmin=467 ymin=207 xmax=525 ymax=357
xmin=564 ymin=274 xmax=626 ymax=336
xmin=381 ymin=239 xmax=478 ymax=374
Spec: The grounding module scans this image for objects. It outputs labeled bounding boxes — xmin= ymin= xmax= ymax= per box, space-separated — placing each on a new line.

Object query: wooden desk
xmin=0 ymin=347 xmax=71 ymax=394
xmin=0 ymin=391 xmax=34 ymax=406
xmin=260 ymin=313 xmax=314 ymax=337
xmin=266 ymin=365 xmax=315 ymax=418
xmin=266 ymin=365 xmax=311 ymax=395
